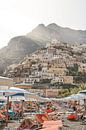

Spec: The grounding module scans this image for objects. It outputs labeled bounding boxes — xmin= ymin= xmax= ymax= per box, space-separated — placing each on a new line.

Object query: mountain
xmin=0 ymin=23 xmax=86 ymax=75
xmin=27 ymin=24 xmax=51 ymax=46
xmin=27 ymin=23 xmax=86 ymax=44
xmin=0 ymin=36 xmax=40 ymax=74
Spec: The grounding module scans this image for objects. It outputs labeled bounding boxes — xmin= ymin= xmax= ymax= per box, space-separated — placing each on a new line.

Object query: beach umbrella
xmin=63 ymin=93 xmax=86 ymax=101
xmin=69 ymin=93 xmax=86 ymax=100
xmin=79 ymin=90 xmax=86 ymax=95
xmin=0 ymin=89 xmax=24 ymax=97
xmin=74 ymin=93 xmax=86 ymax=100
xmin=9 ymin=87 xmax=29 ymax=97
xmin=9 ymin=87 xmax=42 ymax=101
xmin=9 ymin=87 xmax=28 ymax=92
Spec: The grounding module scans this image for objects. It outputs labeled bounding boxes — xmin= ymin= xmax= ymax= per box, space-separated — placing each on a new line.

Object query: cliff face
xmin=0 ymin=36 xmax=40 ymax=74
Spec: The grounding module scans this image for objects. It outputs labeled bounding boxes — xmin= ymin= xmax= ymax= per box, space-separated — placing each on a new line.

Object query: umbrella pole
xmin=6 ymin=96 xmax=9 ymax=126
xmin=21 ymin=100 xmax=24 ymax=118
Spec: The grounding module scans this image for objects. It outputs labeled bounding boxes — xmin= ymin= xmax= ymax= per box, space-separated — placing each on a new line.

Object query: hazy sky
xmin=0 ymin=0 xmax=86 ymax=48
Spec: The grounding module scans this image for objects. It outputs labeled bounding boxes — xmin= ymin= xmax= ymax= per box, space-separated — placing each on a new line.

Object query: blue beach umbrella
xmin=0 ymin=89 xmax=28 ymax=97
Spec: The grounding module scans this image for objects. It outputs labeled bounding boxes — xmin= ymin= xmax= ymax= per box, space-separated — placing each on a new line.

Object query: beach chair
xmin=0 ymin=112 xmax=6 ymax=125
xmin=14 ymin=111 xmax=23 ymax=121
xmin=43 ymin=120 xmax=63 ymax=128
xmin=40 ymin=125 xmax=59 ymax=130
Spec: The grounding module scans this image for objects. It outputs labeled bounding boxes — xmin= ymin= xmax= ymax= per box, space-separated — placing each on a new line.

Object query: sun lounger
xmin=43 ymin=120 xmax=63 ymax=128
xmin=40 ymin=125 xmax=59 ymax=130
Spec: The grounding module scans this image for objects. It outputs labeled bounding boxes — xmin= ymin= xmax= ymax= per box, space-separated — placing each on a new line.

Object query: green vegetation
xmin=58 ymin=85 xmax=86 ymax=97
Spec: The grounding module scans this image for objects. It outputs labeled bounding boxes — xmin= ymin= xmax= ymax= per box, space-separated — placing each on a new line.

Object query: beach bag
xmin=67 ymin=114 xmax=77 ymax=120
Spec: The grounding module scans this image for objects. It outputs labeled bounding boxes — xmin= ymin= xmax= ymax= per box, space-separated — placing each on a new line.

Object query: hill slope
xmin=0 ymin=36 xmax=40 ymax=74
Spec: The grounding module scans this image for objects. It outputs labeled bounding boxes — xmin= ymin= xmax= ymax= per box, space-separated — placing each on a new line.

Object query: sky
xmin=0 ymin=0 xmax=86 ymax=48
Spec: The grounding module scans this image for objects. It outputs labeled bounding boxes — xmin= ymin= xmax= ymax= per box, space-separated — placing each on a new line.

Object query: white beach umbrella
xmin=9 ymin=87 xmax=42 ymax=101
xmin=75 ymin=93 xmax=86 ymax=100
xmin=69 ymin=93 xmax=86 ymax=100
xmin=63 ymin=93 xmax=86 ymax=101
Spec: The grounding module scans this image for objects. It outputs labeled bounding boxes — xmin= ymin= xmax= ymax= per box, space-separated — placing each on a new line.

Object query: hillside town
xmin=3 ymin=40 xmax=86 ymax=97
